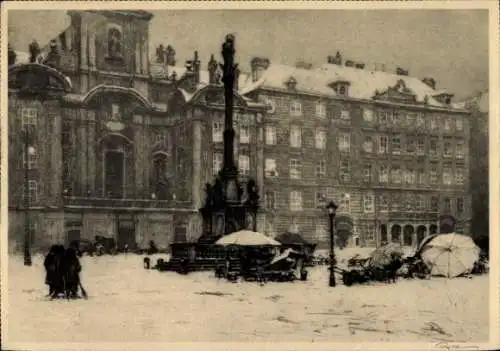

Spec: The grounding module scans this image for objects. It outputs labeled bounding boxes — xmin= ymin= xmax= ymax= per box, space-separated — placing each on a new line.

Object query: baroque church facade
xmin=8 ymin=10 xmax=267 ymax=252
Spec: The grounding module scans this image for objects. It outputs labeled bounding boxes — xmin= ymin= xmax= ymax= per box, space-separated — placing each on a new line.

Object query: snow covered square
xmin=6 ymin=249 xmax=489 ymax=344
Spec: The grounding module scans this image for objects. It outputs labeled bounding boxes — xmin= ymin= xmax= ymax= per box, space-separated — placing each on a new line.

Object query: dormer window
xmin=286 ymin=76 xmax=297 ymax=90
xmin=433 ymin=92 xmax=454 ymax=105
xmin=330 ymin=80 xmax=350 ymax=97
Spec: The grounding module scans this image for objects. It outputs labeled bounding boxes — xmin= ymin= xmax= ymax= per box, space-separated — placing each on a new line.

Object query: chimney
xmin=421 ymin=77 xmax=436 ymax=90
xmin=250 ymin=57 xmax=270 ymax=82
xmin=333 ymin=51 xmax=342 ymax=65
xmin=296 ymin=61 xmax=312 ymax=69
xmin=208 ymin=54 xmax=218 ymax=85
xmin=8 ymin=44 xmax=17 ymax=66
xmin=396 ymin=67 xmax=409 ymax=76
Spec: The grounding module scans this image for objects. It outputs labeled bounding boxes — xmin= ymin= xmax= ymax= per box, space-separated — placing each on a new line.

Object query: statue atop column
xmin=28 ymin=39 xmax=40 ymax=63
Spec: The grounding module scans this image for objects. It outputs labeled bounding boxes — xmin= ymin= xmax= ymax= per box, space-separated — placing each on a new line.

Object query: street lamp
xmin=22 ymin=128 xmax=36 ymax=267
xmin=326 ymin=200 xmax=338 ymax=287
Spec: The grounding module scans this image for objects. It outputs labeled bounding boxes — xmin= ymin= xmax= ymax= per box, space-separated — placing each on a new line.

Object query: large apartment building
xmin=239 ymin=53 xmax=471 ymax=248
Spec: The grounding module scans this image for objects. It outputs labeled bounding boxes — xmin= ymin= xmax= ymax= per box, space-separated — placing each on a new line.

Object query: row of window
xmin=264 ymin=126 xmax=466 ymax=158
xmin=212 ymin=121 xmax=251 ymax=144
xmin=213 ymin=153 xmax=251 ymax=176
xmin=263 ymin=158 xmax=466 ymax=186
xmin=268 ymin=100 xmax=465 ymax=132
xmin=264 ymin=190 xmax=466 ymax=214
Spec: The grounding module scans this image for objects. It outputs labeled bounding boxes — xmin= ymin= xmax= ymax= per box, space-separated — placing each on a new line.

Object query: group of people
xmin=44 ymin=245 xmax=85 ymax=299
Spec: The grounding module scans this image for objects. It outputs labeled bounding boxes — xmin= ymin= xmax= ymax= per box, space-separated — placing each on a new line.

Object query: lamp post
xmin=22 ymin=127 xmax=36 ymax=266
xmin=326 ymin=200 xmax=338 ymax=287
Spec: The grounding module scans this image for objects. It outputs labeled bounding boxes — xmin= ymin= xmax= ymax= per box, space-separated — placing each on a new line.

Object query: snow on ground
xmin=6 ymin=251 xmax=489 ymax=343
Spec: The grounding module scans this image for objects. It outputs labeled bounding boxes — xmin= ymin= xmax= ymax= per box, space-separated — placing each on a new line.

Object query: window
xmin=416 ymin=139 xmax=425 ymax=155
xmin=315 ymin=160 xmax=326 ymax=178
xmin=338 ymin=85 xmax=348 ymax=96
xmin=379 ymin=164 xmax=389 ymax=183
xmin=416 ymin=195 xmax=425 ymax=211
xmin=21 ymin=107 xmax=38 ymax=127
xmin=316 ymin=102 xmax=326 ymax=118
xmin=24 ymin=180 xmax=38 ymax=202
xmin=391 ymin=111 xmax=401 ymax=125
xmin=443 ymin=197 xmax=451 ymax=212
xmin=379 ymin=136 xmax=389 ymax=154
xmin=444 ymin=119 xmax=452 ymax=131
xmin=365 ymin=224 xmax=375 ymax=241
xmin=379 ymin=195 xmax=389 ymax=212
xmin=152 ymin=154 xmax=168 ymax=200
xmin=265 ymin=158 xmax=278 ymax=177
xmin=340 ymin=109 xmax=350 ymax=120
xmin=340 ymin=193 xmax=351 ymax=213
xmin=289 ymin=159 xmax=302 ymax=179
xmin=363 ymin=195 xmax=375 ymax=213
xmin=363 ymin=108 xmax=374 ymax=122
xmin=456 ymin=118 xmax=464 ymax=131
xmin=238 ymin=154 xmax=250 ymax=176
xmin=363 ymin=164 xmax=372 ymax=182
xmin=444 ymin=141 xmax=452 ymax=158
xmin=265 ymin=126 xmax=276 ymax=145
xmin=406 ymin=112 xmax=415 ymax=126
xmin=416 ymin=113 xmax=425 ymax=128
xmin=340 ymin=160 xmax=350 ymax=182
xmin=431 ymin=196 xmax=439 ymax=212
xmin=240 ymin=123 xmax=250 ymax=144
xmin=315 ymin=191 xmax=326 ymax=208
xmin=213 ymin=152 xmax=223 ymax=175
xmin=391 ymin=165 xmax=402 ymax=184
xmin=212 ymin=121 xmax=223 ymax=143
xmin=430 ymin=163 xmax=439 ymax=184
xmin=290 ymin=191 xmax=302 ymax=211
xmin=290 ymin=126 xmax=302 ymax=148
xmin=315 ymin=129 xmax=327 ymax=149
xmin=391 ymin=136 xmax=401 ymax=154
xmin=404 ymin=167 xmax=415 ymax=184
xmin=455 ymin=167 xmax=465 ymax=185
xmin=429 ymin=139 xmax=438 ymax=157
xmin=363 ymin=137 xmax=373 ymax=153
xmin=406 ymin=139 xmax=416 ymax=154
xmin=338 ymin=133 xmax=350 ymax=152
xmin=430 ymin=118 xmax=438 ymax=131
xmin=111 ymin=103 xmax=120 ymax=120
xmin=456 ymin=141 xmax=464 ymax=159
xmin=417 ymin=165 xmax=426 ymax=184
xmin=457 ymin=197 xmax=464 ymax=213
xmin=391 ymin=195 xmax=400 ymax=211
xmin=265 ymin=191 xmax=276 ymax=210
xmin=22 ymin=145 xmax=37 ymax=169
xmin=290 ymin=101 xmax=302 ymax=116
xmin=443 ymin=165 xmax=453 ymax=185
xmin=378 ymin=110 xmax=388 ymax=124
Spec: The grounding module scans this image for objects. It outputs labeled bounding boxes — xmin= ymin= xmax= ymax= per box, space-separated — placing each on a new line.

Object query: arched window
xmin=152 ymin=154 xmax=168 ymax=200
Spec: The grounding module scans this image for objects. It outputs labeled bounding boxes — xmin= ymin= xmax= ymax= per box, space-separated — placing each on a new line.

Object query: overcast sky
xmin=8 ymin=9 xmax=489 ymax=100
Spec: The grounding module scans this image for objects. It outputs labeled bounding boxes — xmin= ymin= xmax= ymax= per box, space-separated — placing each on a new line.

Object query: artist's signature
xmin=435 ymin=342 xmax=480 ymax=350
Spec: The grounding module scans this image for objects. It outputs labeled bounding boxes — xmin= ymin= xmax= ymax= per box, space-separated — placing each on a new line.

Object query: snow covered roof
xmin=240 ymin=62 xmax=459 ymax=108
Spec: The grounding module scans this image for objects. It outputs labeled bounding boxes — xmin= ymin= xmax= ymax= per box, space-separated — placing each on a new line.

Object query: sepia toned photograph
xmin=1 ymin=1 xmax=498 ymax=350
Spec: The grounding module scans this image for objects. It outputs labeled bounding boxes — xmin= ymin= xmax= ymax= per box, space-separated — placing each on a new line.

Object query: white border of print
xmin=1 ymin=1 xmax=498 ymax=351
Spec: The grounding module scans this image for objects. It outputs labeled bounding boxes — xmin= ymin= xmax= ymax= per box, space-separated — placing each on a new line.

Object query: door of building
xmin=117 ymin=218 xmax=136 ymax=250
xmin=105 ymin=150 xmax=124 ymax=198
